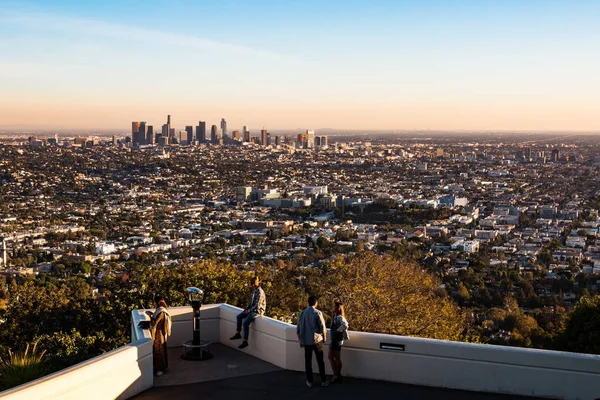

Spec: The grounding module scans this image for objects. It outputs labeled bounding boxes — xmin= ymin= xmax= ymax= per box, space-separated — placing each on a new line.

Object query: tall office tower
xmin=139 ymin=122 xmax=147 ymax=145
xmin=211 ymin=125 xmax=218 ymax=143
xmin=236 ymin=186 xmax=252 ymax=204
xmin=319 ymin=136 xmax=328 ymax=147
xmin=132 ymin=121 xmax=141 ymax=144
xmin=167 ymin=115 xmax=175 ymax=143
xmin=551 ymin=149 xmax=560 ymax=162
xmin=162 ymin=124 xmax=168 ymax=137
xmin=524 ymin=147 xmax=531 ymax=160
xmin=157 ymin=136 xmax=168 ymax=146
xmin=232 ymin=130 xmax=240 ymax=141
xmin=243 ymin=126 xmax=250 ymax=142
xmin=306 ymin=129 xmax=315 ymax=149
xmin=185 ymin=126 xmax=194 ymax=144
xmin=112 ymin=135 xmax=118 ymax=146
xmin=146 ymin=125 xmax=154 ymax=145
xmin=261 ymin=129 xmax=269 ymax=146
xmin=196 ymin=121 xmax=206 ymax=143
xmin=220 ymin=118 xmax=227 ymax=140
xmin=297 ymin=133 xmax=307 ymax=146
xmin=274 ymin=135 xmax=280 ymax=146
xmin=315 ymin=136 xmax=321 ymax=147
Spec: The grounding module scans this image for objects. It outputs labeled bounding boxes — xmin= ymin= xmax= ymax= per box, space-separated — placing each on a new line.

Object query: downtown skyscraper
xmin=210 ymin=125 xmax=218 ymax=144
xmin=220 ymin=118 xmax=227 ymax=143
xmin=196 ymin=121 xmax=206 ymax=143
xmin=185 ymin=126 xmax=194 ymax=144
xmin=243 ymin=126 xmax=250 ymax=143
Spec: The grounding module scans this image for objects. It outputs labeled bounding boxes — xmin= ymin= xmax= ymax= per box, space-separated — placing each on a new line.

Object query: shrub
xmin=0 ymin=343 xmax=47 ymax=390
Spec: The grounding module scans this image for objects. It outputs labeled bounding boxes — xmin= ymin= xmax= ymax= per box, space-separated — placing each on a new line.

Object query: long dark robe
xmin=151 ymin=311 xmax=169 ymax=373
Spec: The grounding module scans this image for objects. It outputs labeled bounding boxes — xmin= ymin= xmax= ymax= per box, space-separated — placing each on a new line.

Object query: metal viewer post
xmin=181 ymin=287 xmax=212 ymax=360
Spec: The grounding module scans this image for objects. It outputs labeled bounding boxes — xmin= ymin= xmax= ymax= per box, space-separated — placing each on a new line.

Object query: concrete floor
xmin=132 ymin=344 xmax=540 ymax=400
xmin=134 ymin=370 xmax=541 ymax=400
xmin=153 ymin=344 xmax=281 ymax=387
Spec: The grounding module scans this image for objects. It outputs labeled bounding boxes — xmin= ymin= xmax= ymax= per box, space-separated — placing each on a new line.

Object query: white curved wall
xmin=0 ymin=309 xmax=153 ymax=400
xmin=216 ymin=304 xmax=600 ymax=400
xmin=3 ymin=303 xmax=600 ymax=400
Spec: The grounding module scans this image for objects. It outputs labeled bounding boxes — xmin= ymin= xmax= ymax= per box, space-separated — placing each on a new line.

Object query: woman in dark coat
xmin=148 ymin=295 xmax=172 ymax=376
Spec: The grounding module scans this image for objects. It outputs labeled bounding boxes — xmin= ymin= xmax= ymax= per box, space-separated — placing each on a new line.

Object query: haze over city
xmin=1 ymin=0 xmax=599 ymax=132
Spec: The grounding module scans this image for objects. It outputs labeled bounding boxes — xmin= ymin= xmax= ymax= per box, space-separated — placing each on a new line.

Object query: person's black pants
xmin=304 ymin=344 xmax=326 ymax=383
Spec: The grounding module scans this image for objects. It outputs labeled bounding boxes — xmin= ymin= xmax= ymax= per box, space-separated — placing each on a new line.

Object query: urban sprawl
xmin=3 ymin=121 xmax=600 ymax=346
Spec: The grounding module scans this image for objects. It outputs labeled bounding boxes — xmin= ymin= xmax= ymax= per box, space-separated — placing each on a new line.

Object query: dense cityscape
xmin=3 ymin=127 xmax=600 ymax=358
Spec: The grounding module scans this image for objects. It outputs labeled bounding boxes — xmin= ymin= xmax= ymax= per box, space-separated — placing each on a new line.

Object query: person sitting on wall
xmin=230 ymin=276 xmax=266 ymax=349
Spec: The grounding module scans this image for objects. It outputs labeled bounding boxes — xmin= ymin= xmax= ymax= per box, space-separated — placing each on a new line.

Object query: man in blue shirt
xmin=297 ymin=295 xmax=329 ymax=387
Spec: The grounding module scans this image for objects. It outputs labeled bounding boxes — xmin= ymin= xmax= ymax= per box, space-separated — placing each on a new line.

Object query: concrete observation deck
xmin=133 ymin=344 xmax=537 ymax=400
xmin=2 ymin=303 xmax=600 ymax=400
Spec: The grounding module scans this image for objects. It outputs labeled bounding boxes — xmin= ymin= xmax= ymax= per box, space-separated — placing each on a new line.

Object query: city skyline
xmin=1 ymin=1 xmax=600 ymax=131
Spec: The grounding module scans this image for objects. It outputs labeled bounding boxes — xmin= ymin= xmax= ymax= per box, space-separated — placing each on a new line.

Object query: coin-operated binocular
xmin=187 ymin=287 xmax=203 ymax=345
xmin=182 ymin=287 xmax=212 ymax=360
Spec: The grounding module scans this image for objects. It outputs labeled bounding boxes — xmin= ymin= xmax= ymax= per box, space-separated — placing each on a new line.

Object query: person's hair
xmin=308 ymin=295 xmax=318 ymax=306
xmin=155 ymin=295 xmax=167 ymax=308
xmin=250 ymin=276 xmax=260 ymax=286
xmin=334 ymin=301 xmax=345 ymax=317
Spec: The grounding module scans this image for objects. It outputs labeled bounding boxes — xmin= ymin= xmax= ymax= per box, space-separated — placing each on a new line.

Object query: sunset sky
xmin=1 ymin=0 xmax=599 ymax=132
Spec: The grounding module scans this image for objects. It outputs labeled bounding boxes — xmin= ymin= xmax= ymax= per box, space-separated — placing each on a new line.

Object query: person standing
xmin=328 ymin=301 xmax=349 ymax=383
xmin=147 ymin=295 xmax=172 ymax=377
xmin=230 ymin=276 xmax=266 ymax=349
xmin=297 ymin=295 xmax=329 ymax=388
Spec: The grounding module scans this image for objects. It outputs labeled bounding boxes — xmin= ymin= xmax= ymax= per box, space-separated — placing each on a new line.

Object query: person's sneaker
xmin=321 ymin=381 xmax=330 ymax=387
xmin=230 ymin=333 xmax=242 ymax=340
xmin=155 ymin=371 xmax=163 ymax=377
xmin=306 ymin=381 xmax=313 ymax=388
xmin=238 ymin=341 xmax=249 ymax=349
xmin=331 ymin=375 xmax=338 ymax=383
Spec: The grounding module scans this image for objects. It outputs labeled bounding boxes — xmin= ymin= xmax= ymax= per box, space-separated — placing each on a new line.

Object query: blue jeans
xmin=236 ymin=311 xmax=258 ymax=340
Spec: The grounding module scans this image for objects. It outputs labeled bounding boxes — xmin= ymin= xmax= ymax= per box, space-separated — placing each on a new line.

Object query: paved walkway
xmin=132 ymin=344 xmax=539 ymax=400
xmin=133 ymin=370 xmax=539 ymax=400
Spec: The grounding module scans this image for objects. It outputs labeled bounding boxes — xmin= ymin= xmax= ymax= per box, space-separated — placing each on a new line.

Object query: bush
xmin=557 ymin=295 xmax=600 ymax=354
xmin=0 ymin=343 xmax=47 ymax=390
xmin=34 ymin=330 xmax=105 ymax=372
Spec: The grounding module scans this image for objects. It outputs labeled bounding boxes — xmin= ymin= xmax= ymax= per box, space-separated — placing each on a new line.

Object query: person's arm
xmin=150 ymin=310 xmax=164 ymax=328
xmin=336 ymin=315 xmax=349 ymax=332
xmin=318 ymin=311 xmax=327 ymax=342
xmin=246 ymin=289 xmax=257 ymax=312
xmin=249 ymin=288 xmax=265 ymax=313
xmin=296 ymin=311 xmax=303 ymax=342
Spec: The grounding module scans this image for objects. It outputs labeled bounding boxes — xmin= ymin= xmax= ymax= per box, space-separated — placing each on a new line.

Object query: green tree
xmin=457 ymin=283 xmax=470 ymax=305
xmin=314 ymin=253 xmax=468 ymax=341
xmin=558 ymin=295 xmax=600 ymax=354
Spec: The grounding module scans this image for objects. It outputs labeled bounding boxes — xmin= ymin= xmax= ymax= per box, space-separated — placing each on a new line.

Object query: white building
xmin=463 ymin=240 xmax=480 ymax=253
xmin=95 ymin=242 xmax=117 ymax=255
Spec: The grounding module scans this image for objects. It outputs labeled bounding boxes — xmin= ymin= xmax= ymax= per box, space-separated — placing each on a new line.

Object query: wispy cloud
xmin=0 ymin=60 xmax=93 ymax=78
xmin=0 ymin=7 xmax=300 ymax=64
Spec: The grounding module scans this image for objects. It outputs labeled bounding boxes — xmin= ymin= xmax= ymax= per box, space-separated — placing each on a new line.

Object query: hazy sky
xmin=1 ymin=0 xmax=599 ymax=131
